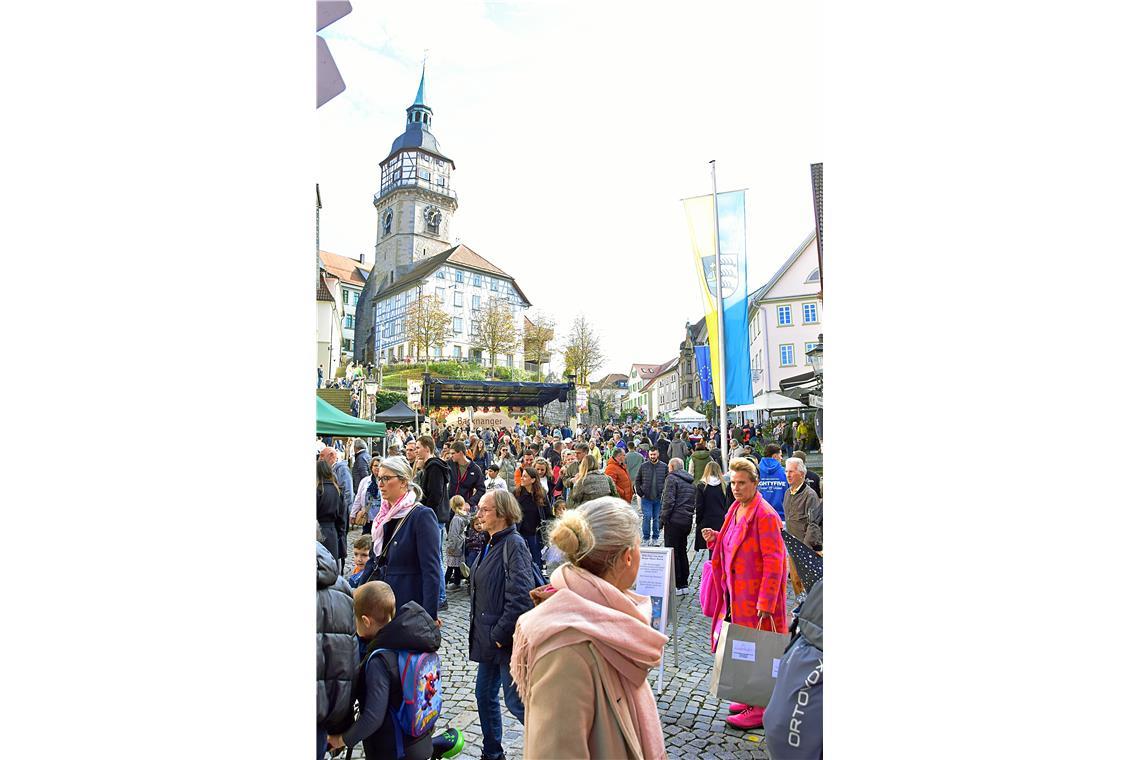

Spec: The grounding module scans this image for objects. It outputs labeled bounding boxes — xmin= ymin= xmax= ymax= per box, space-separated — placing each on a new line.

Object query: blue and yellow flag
xmin=683 ymin=190 xmax=751 ymax=406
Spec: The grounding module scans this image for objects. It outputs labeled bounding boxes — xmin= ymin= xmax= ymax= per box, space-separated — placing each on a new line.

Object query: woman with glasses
xmin=468 ymin=489 xmax=533 ymax=760
xmin=365 ymin=456 xmax=442 ymax=623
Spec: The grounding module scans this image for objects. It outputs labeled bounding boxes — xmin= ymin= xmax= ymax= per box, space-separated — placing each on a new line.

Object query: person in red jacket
xmin=603 ymin=448 xmax=634 ymax=503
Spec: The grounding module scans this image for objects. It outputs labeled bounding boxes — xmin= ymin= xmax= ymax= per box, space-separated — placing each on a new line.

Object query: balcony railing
xmin=374 ymin=177 xmax=458 ymax=203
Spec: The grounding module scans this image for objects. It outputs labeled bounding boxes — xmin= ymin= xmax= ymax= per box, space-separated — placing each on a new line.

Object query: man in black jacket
xmin=660 ymin=457 xmax=698 ymax=593
xmin=351 ymin=439 xmax=371 ymax=493
xmin=635 ymin=448 xmax=669 ymax=545
xmin=414 ymin=434 xmax=452 ymax=613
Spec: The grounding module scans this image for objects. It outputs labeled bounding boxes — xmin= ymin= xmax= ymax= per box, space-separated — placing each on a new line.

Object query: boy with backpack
xmin=328 ymin=582 xmax=443 ymax=760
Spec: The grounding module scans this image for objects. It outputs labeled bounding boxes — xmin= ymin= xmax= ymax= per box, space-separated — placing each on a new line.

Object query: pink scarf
xmin=510 ymin=564 xmax=668 ymax=760
xmin=371 ymin=488 xmax=418 ymax=555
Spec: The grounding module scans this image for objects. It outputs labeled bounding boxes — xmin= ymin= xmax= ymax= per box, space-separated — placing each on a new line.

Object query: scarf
xmin=371 ymin=488 xmax=418 ymax=553
xmin=366 ymin=473 xmax=380 ymax=502
xmin=510 ymin=564 xmax=668 ymax=760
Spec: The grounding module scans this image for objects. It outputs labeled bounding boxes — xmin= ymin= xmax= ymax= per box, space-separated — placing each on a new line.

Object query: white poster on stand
xmin=636 ymin=547 xmax=675 ymax=694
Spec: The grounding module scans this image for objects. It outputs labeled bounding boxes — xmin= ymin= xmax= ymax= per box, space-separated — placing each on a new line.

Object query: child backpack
xmin=367 ymin=648 xmax=442 ymax=757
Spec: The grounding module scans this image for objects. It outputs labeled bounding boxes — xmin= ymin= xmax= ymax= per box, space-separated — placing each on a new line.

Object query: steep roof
xmin=591 ymin=373 xmax=629 ymax=390
xmin=320 ymin=250 xmax=372 ymax=287
xmin=642 ymin=357 xmax=679 ymax=391
xmin=317 ymin=274 xmax=338 ymax=303
xmin=374 ymin=244 xmax=530 ymax=305
xmin=749 ymin=231 xmax=817 ymax=309
xmin=631 ymin=363 xmax=664 ymax=379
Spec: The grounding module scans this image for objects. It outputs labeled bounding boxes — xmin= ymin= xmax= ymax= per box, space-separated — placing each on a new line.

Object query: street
xmin=344 ymin=521 xmax=780 ymax=759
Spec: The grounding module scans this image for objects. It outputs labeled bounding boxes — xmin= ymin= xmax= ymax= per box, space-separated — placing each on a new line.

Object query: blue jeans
xmin=438 ymin=524 xmax=448 ymax=605
xmin=475 ymin=661 xmax=525 ymax=758
xmin=641 ymin=498 xmax=661 ymax=541
xmin=522 ymin=532 xmax=542 ymax=568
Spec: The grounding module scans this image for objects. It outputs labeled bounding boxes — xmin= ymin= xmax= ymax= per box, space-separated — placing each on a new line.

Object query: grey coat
xmin=567 ymin=471 xmax=617 ymax=509
xmin=317 ymin=542 xmax=357 ymax=733
xmin=668 ymin=437 xmax=690 ymax=462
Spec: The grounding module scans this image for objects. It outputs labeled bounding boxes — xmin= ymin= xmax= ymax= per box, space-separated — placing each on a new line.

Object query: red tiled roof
xmin=320 ymin=250 xmax=372 ymax=287
xmin=317 ymin=274 xmax=338 ymax=303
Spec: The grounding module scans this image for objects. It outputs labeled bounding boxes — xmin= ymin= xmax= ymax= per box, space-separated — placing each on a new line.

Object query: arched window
xmin=383 ymin=210 xmax=393 ymax=236
xmin=805 ymin=268 xmax=820 ymax=283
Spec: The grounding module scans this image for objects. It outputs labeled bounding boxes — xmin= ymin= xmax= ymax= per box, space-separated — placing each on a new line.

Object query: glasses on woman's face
xmin=377 ymin=475 xmax=400 ymax=485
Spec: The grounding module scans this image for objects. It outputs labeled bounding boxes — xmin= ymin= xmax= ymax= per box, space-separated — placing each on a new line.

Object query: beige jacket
xmin=522 ymin=640 xmax=648 ymax=760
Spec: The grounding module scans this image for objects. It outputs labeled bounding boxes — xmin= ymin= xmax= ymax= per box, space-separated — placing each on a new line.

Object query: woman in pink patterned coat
xmin=701 ymin=456 xmax=788 ymax=731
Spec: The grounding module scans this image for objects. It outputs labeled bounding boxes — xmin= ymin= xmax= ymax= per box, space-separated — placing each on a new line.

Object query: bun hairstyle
xmin=549 ymin=497 xmax=640 ymax=579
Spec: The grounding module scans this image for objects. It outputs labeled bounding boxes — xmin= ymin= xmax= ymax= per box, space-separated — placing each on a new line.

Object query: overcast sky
xmin=318 ymin=0 xmax=821 ymax=381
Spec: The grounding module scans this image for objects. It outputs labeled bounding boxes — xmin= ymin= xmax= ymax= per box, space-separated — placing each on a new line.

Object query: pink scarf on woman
xmin=510 ymin=564 xmax=668 ymax=760
xmin=371 ymin=488 xmax=418 ymax=555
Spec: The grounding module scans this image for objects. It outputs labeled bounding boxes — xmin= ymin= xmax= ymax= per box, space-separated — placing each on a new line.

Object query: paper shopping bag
xmin=709 ymin=622 xmax=791 ymax=707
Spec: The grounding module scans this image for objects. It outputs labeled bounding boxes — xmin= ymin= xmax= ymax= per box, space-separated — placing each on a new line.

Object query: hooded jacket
xmin=667 ymin=437 xmax=690 ymax=462
xmin=566 ymin=470 xmax=618 ymax=509
xmin=757 ymin=457 xmax=789 ymax=520
xmin=660 ymin=469 xmax=697 ymax=529
xmin=342 ymin=601 xmax=442 ymax=758
xmin=603 ymin=458 xmax=634 ymax=503
xmin=317 ymin=542 xmax=357 ymax=734
xmin=688 ymin=448 xmax=711 ymax=479
xmin=417 ymin=456 xmax=452 ymax=524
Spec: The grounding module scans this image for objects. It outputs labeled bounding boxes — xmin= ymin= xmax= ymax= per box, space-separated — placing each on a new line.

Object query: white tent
xmin=669 ymin=406 xmax=709 ymax=424
xmin=730 ymin=392 xmax=806 ymax=413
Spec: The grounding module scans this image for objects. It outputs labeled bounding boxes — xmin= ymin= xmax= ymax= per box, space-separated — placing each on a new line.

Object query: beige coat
xmin=522 ymin=640 xmax=651 ymax=760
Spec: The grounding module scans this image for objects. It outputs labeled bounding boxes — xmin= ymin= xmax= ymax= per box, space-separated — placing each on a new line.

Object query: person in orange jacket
xmin=603 ymin=447 xmax=634 ymax=504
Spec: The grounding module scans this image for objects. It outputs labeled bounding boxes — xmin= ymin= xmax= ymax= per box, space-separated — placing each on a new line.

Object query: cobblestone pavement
xmin=344 ymin=522 xmax=783 ymax=759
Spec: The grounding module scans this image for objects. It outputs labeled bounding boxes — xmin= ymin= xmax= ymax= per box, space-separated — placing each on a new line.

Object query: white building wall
xmin=748 ymin=236 xmax=823 ymax=394
xmin=317 ymin=297 xmax=343 ymax=380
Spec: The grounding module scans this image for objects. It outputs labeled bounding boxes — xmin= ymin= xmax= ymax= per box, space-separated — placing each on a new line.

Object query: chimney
xmin=359 ymin=253 xmax=365 ymax=263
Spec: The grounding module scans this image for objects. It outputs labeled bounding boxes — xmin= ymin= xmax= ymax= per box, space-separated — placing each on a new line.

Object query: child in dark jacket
xmin=346 ymin=535 xmax=372 ymax=589
xmin=328 ymin=584 xmax=443 ymax=760
xmin=463 ymin=514 xmax=488 ymax=590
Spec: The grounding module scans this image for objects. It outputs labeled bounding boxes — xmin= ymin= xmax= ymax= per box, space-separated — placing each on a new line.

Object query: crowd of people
xmin=316 ymin=414 xmax=823 ymax=759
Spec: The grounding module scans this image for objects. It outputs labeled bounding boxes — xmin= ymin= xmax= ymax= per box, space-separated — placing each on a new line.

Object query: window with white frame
xmin=343 ymin=314 xmax=355 ymax=329
xmin=802 ymin=302 xmax=818 ymax=324
xmin=432 ymin=346 xmax=442 ymax=357
xmin=453 ymin=291 xmax=463 ymax=307
xmin=780 ymin=344 xmax=795 ymax=366
xmin=805 ymin=341 xmax=818 ymax=356
xmin=453 ymin=345 xmax=461 ymax=358
xmin=805 ymin=268 xmax=820 ymax=283
xmin=777 ymin=305 xmax=793 ymax=326
xmin=454 ymin=270 xmax=464 ymax=284
xmin=473 ymin=274 xmax=482 ymax=287
xmin=472 ymin=294 xmax=481 ymax=310
xmin=435 ymin=287 xmax=445 ymax=301
xmin=490 ymin=279 xmax=498 ymax=292
xmin=453 ymin=317 xmax=463 ymax=334
xmin=436 ymin=269 xmax=445 ymax=280
xmin=342 ymin=289 xmax=349 ymax=303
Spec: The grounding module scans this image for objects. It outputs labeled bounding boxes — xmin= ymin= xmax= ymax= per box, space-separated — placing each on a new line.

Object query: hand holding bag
xmin=709 ymin=621 xmax=791 ymax=707
xmin=365 ymin=507 xmax=416 ymax=585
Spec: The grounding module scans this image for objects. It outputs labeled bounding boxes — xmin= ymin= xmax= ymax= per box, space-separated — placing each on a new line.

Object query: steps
xmin=317 ymin=388 xmax=353 ymax=414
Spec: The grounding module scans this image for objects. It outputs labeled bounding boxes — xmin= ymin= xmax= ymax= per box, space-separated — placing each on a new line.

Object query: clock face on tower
xmin=423 ymin=205 xmax=442 ymax=234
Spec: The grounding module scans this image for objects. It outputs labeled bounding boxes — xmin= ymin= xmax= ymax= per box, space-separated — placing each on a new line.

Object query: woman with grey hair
xmin=510 ymin=497 xmax=668 ymax=759
xmin=468 ymin=488 xmax=532 ymax=760
xmin=364 ymin=456 xmax=442 ymax=622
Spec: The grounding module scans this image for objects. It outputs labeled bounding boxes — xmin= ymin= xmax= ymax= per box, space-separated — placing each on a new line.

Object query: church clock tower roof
xmin=383 ymin=65 xmax=454 ymax=167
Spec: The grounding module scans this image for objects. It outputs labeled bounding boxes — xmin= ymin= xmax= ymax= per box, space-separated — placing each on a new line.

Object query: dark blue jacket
xmin=376 ymin=504 xmax=442 ymax=620
xmin=468 ymin=524 xmax=533 ymax=664
xmin=449 ymin=458 xmax=486 ymax=510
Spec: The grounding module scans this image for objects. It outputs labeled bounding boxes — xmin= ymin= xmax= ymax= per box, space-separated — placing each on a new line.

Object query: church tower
xmin=372 ymin=67 xmax=457 ymax=282
xmin=355 ymin=68 xmax=458 ymax=363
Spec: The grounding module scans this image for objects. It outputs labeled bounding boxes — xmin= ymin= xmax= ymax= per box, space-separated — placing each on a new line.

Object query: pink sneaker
xmin=728 ymin=702 xmax=750 ymax=714
xmin=725 ymin=706 xmax=765 ymax=730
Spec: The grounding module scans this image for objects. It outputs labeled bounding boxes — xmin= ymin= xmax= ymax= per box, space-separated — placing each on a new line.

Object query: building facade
xmin=372 ymin=244 xmax=531 ymax=367
xmin=747 ymin=231 xmax=823 ymax=395
xmin=621 ymin=363 xmax=665 ymax=416
xmin=316 ymin=273 xmax=344 ymax=381
xmin=646 ymin=357 xmax=681 ymax=420
xmin=320 ymin=250 xmax=372 ymax=357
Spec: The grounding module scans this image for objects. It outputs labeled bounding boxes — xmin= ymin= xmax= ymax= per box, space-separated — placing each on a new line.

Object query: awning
xmin=669 ymin=406 xmax=709 ymax=423
xmin=425 ymin=377 xmax=572 ymax=408
xmin=317 ymin=396 xmax=387 ymax=437
xmin=779 ymin=371 xmax=820 ymax=393
xmin=374 ymin=400 xmax=419 ymax=424
xmin=731 ymin=392 xmax=806 ymax=412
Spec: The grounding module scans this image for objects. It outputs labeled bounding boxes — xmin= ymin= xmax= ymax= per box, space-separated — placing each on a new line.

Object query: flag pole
xmin=710 ymin=160 xmax=730 ymax=468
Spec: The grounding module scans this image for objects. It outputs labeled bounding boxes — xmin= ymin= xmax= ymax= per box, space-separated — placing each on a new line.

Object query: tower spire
xmin=413 ymin=60 xmax=426 ymax=106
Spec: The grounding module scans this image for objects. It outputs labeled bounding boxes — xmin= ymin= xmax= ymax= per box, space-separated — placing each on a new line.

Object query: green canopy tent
xmin=316 ymin=395 xmax=387 ymax=437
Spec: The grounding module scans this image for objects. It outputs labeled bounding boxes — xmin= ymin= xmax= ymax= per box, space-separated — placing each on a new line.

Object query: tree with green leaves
xmin=404 ymin=291 xmax=451 ymax=362
xmin=471 ymin=296 xmax=522 ymax=375
xmin=561 ymin=314 xmax=605 ymax=385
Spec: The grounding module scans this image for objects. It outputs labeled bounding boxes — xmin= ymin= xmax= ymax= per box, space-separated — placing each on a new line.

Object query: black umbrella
xmin=782 ymin=529 xmax=822 ymax=593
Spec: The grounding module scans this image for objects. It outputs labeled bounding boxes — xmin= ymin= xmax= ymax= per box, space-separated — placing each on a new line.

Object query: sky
xmin=318 ymin=0 xmax=821 ymax=381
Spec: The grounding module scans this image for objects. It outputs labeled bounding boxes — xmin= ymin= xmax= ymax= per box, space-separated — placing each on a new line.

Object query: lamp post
xmin=806 ymin=334 xmax=823 ymax=377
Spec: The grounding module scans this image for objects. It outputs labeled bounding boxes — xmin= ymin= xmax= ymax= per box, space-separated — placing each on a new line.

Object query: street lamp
xmin=806 ymin=334 xmax=823 ymax=376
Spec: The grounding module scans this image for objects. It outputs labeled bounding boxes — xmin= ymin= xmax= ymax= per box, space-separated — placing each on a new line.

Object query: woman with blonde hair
xmin=567 ymin=455 xmax=618 ymax=509
xmin=693 ymin=460 xmax=729 ymax=560
xmin=511 ymin=497 xmax=668 ymax=759
xmin=700 ymin=457 xmax=787 ymax=731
